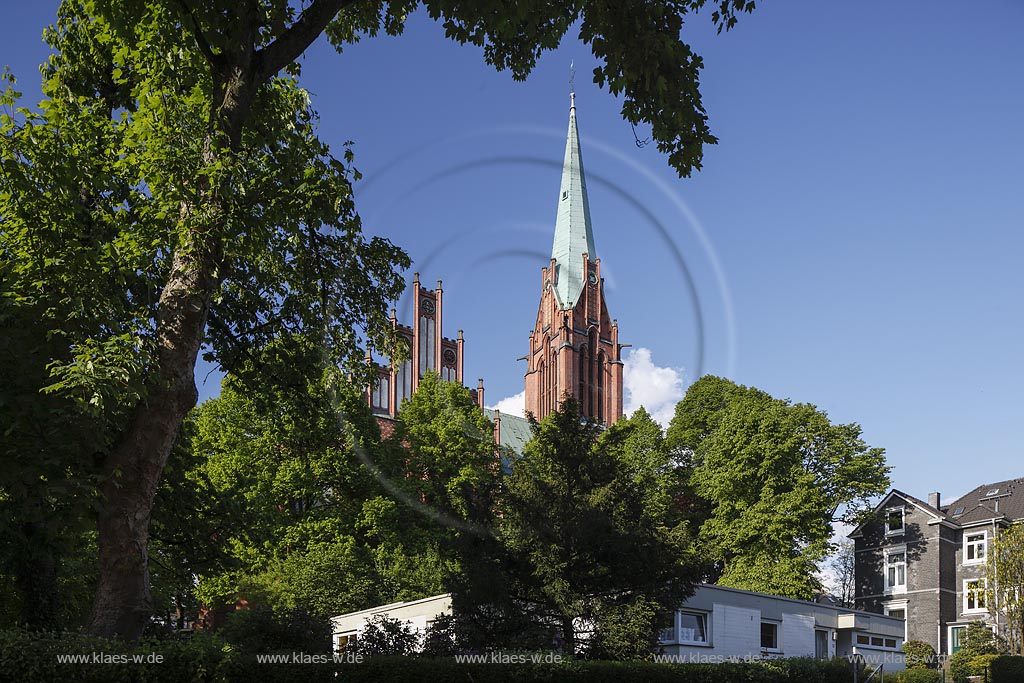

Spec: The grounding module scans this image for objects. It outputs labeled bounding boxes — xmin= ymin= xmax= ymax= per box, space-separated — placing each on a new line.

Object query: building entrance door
xmin=815 ymin=629 xmax=829 ymax=659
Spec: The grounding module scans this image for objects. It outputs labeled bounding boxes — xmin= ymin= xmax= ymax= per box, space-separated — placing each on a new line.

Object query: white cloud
xmin=623 ymin=347 xmax=685 ymax=428
xmin=487 ymin=389 xmax=526 ymax=418
xmin=486 ymin=348 xmax=683 ymax=427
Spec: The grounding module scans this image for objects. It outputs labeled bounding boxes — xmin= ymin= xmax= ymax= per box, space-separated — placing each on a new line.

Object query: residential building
xmin=850 ymin=478 xmax=1024 ymax=654
xmin=332 ymin=593 xmax=452 ymax=653
xmin=332 ymin=585 xmax=906 ymax=668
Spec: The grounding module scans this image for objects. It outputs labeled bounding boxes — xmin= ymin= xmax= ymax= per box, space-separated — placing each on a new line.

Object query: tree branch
xmin=254 ymin=0 xmax=354 ymax=83
xmin=174 ymin=0 xmax=218 ymax=65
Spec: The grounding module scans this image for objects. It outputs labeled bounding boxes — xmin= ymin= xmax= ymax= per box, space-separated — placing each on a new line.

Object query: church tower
xmin=524 ymin=93 xmax=624 ymax=425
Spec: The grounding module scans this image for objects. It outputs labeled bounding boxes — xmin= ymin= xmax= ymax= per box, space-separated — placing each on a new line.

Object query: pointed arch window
xmin=550 ymin=352 xmax=558 ymax=412
xmin=539 ymin=361 xmax=547 ymax=416
xmin=578 ymin=344 xmax=588 ymax=415
xmin=588 ymin=329 xmax=598 ymax=419
xmin=597 ymin=350 xmax=605 ymax=423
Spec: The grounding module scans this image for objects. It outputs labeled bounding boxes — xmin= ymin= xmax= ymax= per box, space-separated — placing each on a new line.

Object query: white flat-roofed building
xmin=331 ymin=593 xmax=452 ymax=653
xmin=657 ymin=584 xmax=905 ymax=670
xmin=332 ymin=584 xmax=905 ymax=670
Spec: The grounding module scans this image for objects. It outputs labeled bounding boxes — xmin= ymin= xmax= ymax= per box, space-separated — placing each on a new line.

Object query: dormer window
xmin=886 ymin=507 xmax=905 ymax=535
xmin=986 ymin=488 xmax=1000 ymax=496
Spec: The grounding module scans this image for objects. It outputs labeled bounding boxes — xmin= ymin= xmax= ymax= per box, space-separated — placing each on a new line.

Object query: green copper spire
xmin=550 ymin=91 xmax=596 ymax=310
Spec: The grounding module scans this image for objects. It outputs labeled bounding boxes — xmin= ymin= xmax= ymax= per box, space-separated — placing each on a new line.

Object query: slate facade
xmin=850 ymin=479 xmax=1024 ymax=654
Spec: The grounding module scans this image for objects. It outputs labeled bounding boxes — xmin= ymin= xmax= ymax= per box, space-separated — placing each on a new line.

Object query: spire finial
xmin=569 ymin=61 xmax=576 ymax=110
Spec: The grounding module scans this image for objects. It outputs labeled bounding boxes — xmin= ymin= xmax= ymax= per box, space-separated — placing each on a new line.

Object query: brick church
xmin=368 ymin=92 xmax=625 ymax=451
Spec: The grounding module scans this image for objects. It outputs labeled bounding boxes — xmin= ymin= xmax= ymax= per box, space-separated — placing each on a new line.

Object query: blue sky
xmin=5 ymin=2 xmax=1023 ymax=507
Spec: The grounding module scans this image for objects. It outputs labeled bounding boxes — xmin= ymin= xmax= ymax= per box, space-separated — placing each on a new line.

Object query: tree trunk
xmin=84 ymin=0 xmax=342 ymax=637
xmin=560 ymin=615 xmax=576 ymax=655
xmin=87 ymin=62 xmax=254 ymax=641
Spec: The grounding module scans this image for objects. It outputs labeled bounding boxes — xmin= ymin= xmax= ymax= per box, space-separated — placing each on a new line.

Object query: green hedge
xmin=990 ymin=656 xmax=1024 ymax=683
xmin=0 ymin=629 xmax=857 ymax=683
xmin=891 ymin=669 xmax=941 ymax=683
xmin=0 ymin=628 xmax=227 ymax=683
xmin=338 ymin=657 xmax=853 ymax=683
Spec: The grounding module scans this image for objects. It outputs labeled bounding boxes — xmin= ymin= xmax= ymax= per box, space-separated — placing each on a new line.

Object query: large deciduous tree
xmin=667 ymin=376 xmax=889 ymax=600
xmin=3 ymin=0 xmax=755 ymax=639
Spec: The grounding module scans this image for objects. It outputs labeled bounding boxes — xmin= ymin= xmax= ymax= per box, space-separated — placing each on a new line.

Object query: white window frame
xmin=884 ymin=546 xmax=908 ymax=595
xmin=884 ymin=600 xmax=909 ymax=641
xmin=963 ymin=530 xmax=988 ymax=566
xmin=760 ymin=619 xmax=781 ymax=653
xmin=964 ymin=579 xmax=988 ymax=614
xmin=885 ymin=506 xmax=905 ymax=536
xmin=677 ymin=610 xmax=710 ymax=646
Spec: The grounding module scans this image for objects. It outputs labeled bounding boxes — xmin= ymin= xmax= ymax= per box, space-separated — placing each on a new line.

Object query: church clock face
xmin=587 ymin=270 xmax=598 ymax=284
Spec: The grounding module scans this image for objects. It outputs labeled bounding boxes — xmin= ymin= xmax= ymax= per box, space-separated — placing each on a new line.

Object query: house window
xmin=336 ymin=633 xmax=357 ymax=651
xmin=885 ymin=548 xmax=907 ymax=594
xmin=964 ymin=579 xmax=987 ymax=613
xmin=656 ymin=612 xmax=675 ymax=643
xmin=679 ymin=612 xmax=708 ymax=645
xmin=885 ymin=507 xmax=905 ymax=535
xmin=761 ymin=621 xmax=780 ymax=651
xmin=964 ymin=532 xmax=987 ymax=565
xmin=857 ymin=634 xmax=870 ymax=645
xmin=885 ymin=603 xmax=908 ymax=640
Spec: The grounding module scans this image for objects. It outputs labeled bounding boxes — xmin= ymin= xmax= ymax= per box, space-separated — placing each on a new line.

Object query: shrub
xmin=0 ymin=628 xmax=227 ymax=683
xmin=990 ymin=655 xmax=1024 ymax=683
xmin=351 ymin=613 xmax=420 ymax=657
xmin=759 ymin=657 xmax=853 ymax=683
xmin=586 ymin=597 xmax=661 ymax=661
xmin=902 ymin=640 xmax=937 ymax=669
xmin=894 ymin=669 xmax=941 ymax=683
xmin=218 ymin=606 xmax=330 ymax=654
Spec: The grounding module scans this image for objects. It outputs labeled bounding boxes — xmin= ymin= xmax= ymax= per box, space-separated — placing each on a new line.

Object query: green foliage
xmin=338 ymin=657 xmax=854 ymax=682
xmin=420 ymin=614 xmax=462 ymax=657
xmin=352 ymin=613 xmax=421 ymax=657
xmin=990 ymin=656 xmax=1024 ymax=683
xmin=902 ymin=640 xmax=937 ymax=669
xmin=0 ymin=628 xmax=228 ymax=683
xmin=892 ymin=669 xmax=941 ymax=683
xmin=758 ymin=657 xmax=853 ymax=683
xmin=586 ymin=596 xmax=661 ymax=661
xmin=960 ymin=621 xmax=1005 ymax=656
xmin=1 ymin=0 xmax=409 ymax=636
xmin=183 ymin=345 xmax=444 ymax=618
xmin=985 ymin=524 xmax=1024 ymax=655
xmin=667 ymin=376 xmax=890 ymax=599
xmin=463 ymin=401 xmax=701 ymax=654
xmin=0 ymin=628 xmax=860 ymax=683
xmin=949 ymin=622 xmax=1007 ymax=682
xmin=218 ymin=607 xmax=330 ymax=654
xmin=4 ymin=0 xmax=760 ymax=637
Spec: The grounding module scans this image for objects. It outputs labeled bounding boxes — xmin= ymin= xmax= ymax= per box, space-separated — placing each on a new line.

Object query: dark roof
xmin=892 ymin=490 xmax=946 ymax=519
xmin=947 ymin=478 xmax=1024 ymax=524
xmin=848 ymin=479 xmax=1024 ymax=539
